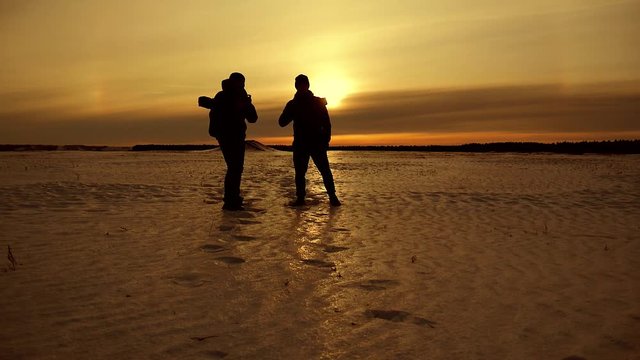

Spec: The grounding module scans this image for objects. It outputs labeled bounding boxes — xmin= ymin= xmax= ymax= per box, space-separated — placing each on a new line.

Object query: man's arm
xmin=244 ymin=98 xmax=258 ymax=123
xmin=319 ymin=102 xmax=331 ymax=144
xmin=278 ymin=101 xmax=293 ymax=127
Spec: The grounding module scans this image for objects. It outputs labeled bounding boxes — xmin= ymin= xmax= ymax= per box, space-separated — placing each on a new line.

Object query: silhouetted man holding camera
xmin=279 ymin=74 xmax=341 ymax=207
xmin=207 ymin=72 xmax=258 ymax=210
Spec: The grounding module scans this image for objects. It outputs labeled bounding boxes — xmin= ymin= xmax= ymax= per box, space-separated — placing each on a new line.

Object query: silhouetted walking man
xmin=209 ymin=72 xmax=258 ymax=210
xmin=279 ymin=74 xmax=341 ymax=207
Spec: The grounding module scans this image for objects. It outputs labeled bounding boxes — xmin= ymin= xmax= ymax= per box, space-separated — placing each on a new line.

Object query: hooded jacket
xmin=279 ymin=90 xmax=331 ymax=148
xmin=209 ymin=88 xmax=257 ymax=140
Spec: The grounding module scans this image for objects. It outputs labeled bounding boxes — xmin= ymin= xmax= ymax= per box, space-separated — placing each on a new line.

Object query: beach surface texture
xmin=1 ymin=150 xmax=639 ymax=359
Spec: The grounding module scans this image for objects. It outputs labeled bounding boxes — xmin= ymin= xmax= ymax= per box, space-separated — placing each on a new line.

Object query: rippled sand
xmin=1 ymin=150 xmax=639 ymax=359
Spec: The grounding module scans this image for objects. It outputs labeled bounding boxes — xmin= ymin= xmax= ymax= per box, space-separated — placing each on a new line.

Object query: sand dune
xmin=1 ymin=151 xmax=639 ymax=359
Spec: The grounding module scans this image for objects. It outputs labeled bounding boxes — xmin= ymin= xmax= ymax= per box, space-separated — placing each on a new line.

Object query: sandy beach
xmin=1 ymin=150 xmax=639 ymax=359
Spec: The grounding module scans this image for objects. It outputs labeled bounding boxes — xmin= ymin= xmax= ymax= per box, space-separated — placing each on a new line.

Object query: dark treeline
xmin=0 ymin=145 xmax=59 ymax=151
xmin=131 ymin=144 xmax=217 ymax=151
xmin=0 ymin=144 xmax=128 ymax=151
xmin=273 ymin=140 xmax=640 ymax=154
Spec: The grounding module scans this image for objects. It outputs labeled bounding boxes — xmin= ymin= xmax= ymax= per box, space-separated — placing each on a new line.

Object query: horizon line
xmin=2 ymin=139 xmax=639 ymax=148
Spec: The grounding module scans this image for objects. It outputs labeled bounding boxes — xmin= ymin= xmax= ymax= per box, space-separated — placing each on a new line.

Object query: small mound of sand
xmin=209 ymin=140 xmax=276 ymax=152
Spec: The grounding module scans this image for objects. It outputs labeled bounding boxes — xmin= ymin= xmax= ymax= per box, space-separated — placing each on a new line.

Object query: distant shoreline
xmin=1 ymin=140 xmax=639 ymax=154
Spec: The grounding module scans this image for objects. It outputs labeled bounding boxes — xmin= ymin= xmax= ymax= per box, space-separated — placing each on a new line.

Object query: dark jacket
xmin=279 ymin=90 xmax=331 ymax=148
xmin=209 ymin=89 xmax=257 ymax=140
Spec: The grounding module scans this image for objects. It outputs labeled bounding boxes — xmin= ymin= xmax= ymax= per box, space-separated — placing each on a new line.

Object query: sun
xmin=311 ymin=76 xmax=352 ymax=109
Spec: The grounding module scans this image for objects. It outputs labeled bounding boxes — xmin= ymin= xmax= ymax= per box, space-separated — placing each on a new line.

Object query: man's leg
xmin=219 ymin=139 xmax=245 ymax=208
xmin=310 ymin=149 xmax=336 ymax=194
xmin=293 ymin=148 xmax=310 ymax=201
xmin=311 ymin=149 xmax=341 ymax=206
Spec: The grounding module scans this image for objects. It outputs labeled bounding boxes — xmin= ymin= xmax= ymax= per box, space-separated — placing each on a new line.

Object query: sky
xmin=1 ymin=0 xmax=639 ymax=145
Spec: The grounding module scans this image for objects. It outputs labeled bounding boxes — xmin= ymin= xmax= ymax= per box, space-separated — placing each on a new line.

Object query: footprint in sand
xmin=231 ymin=234 xmax=257 ymax=242
xmin=285 ymin=203 xmax=310 ymax=209
xmin=285 ymin=199 xmax=322 ymax=208
xmin=222 ymin=211 xmax=256 ymax=219
xmin=305 ymin=198 xmax=323 ymax=206
xmin=171 ymin=273 xmax=211 ymax=288
xmin=350 ymin=279 xmax=399 ymax=291
xmin=200 ymin=244 xmax=225 ymax=253
xmin=238 ymin=219 xmax=262 ymax=225
xmin=323 ymin=245 xmax=349 ymax=253
xmin=215 ymin=256 xmax=246 ymax=265
xmin=364 ymin=309 xmax=436 ymax=328
xmin=203 ymin=350 xmax=228 ymax=359
xmin=301 ymin=259 xmax=335 ymax=268
xmin=219 ymin=225 xmax=235 ymax=232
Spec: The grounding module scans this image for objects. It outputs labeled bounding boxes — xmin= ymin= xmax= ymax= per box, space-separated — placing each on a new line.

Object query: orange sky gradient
xmin=1 ymin=0 xmax=639 ymax=145
xmin=259 ymin=132 xmax=640 ymax=147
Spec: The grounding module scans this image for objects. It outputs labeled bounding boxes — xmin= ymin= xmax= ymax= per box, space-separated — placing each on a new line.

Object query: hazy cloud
xmin=1 ymin=82 xmax=638 ymax=145
xmin=329 ymin=83 xmax=640 ymax=135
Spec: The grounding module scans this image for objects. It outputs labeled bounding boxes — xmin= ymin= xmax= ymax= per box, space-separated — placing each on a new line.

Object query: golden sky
xmin=1 ymin=0 xmax=639 ymax=145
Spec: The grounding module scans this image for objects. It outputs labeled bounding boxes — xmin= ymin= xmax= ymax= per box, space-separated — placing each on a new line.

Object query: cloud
xmin=1 ymin=82 xmax=639 ymax=145
xmin=328 ymin=82 xmax=640 ymax=135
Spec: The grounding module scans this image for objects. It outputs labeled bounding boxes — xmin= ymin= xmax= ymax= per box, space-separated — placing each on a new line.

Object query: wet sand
xmin=1 ymin=150 xmax=639 ymax=359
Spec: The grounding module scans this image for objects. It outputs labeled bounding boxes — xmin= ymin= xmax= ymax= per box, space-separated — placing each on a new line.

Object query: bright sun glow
xmin=311 ymin=76 xmax=352 ymax=108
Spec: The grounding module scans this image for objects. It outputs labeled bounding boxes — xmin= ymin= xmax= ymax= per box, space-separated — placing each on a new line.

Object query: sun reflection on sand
xmin=285 ymin=202 xmax=364 ymax=359
xmin=285 ymin=197 xmax=349 ymax=275
xmin=292 ymin=208 xmax=329 ymax=261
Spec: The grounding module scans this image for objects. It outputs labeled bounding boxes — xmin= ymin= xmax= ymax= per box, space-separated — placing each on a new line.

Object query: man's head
xmin=295 ymin=74 xmax=310 ymax=91
xmin=229 ymin=72 xmax=246 ymax=90
xmin=221 ymin=79 xmax=231 ymax=91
